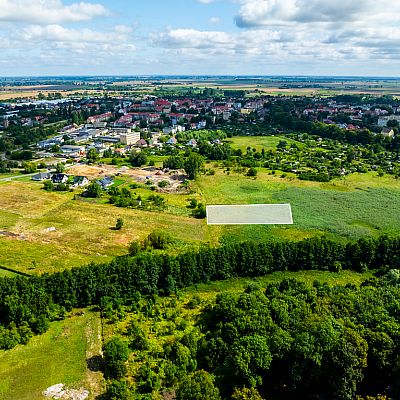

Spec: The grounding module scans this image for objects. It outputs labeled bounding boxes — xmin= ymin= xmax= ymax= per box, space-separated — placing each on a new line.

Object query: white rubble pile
xmin=42 ymin=384 xmax=89 ymax=400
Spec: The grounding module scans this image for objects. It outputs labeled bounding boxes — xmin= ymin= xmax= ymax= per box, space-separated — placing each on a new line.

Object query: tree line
xmin=0 ymin=235 xmax=399 ymax=350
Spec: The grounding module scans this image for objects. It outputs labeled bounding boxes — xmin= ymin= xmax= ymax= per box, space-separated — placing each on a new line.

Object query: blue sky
xmin=1 ymin=0 xmax=400 ymax=76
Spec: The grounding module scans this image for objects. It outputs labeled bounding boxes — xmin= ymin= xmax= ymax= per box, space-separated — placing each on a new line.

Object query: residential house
xmin=72 ymin=176 xmax=89 ymax=188
xmin=166 ymin=137 xmax=177 ymax=145
xmin=32 ymin=172 xmax=51 ymax=181
xmin=52 ymin=174 xmax=68 ymax=184
xmin=381 ymin=128 xmax=395 ymax=138
xmin=98 ymin=176 xmax=114 ymax=190
xmin=136 ymin=139 xmax=147 ymax=147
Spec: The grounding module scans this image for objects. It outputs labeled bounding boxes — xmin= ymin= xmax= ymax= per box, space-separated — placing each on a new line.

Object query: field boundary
xmin=0 ymin=265 xmax=31 ymax=277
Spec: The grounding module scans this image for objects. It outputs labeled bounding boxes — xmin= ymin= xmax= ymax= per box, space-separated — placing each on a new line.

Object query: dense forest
xmin=1 ymin=235 xmax=400 ymax=398
xmin=103 ymin=273 xmax=400 ymax=399
xmin=0 ymin=235 xmax=399 ymax=348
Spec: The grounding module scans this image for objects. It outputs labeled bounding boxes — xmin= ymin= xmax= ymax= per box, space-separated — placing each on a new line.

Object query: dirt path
xmin=85 ymin=312 xmax=106 ymax=399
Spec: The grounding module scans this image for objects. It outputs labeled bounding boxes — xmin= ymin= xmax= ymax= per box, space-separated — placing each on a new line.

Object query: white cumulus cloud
xmin=0 ymin=0 xmax=108 ymax=24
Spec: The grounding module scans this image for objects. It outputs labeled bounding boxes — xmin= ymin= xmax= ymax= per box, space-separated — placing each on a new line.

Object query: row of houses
xmin=32 ymin=173 xmax=115 ymax=190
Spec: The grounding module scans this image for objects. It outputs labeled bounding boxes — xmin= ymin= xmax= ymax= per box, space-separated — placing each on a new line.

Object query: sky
xmin=1 ymin=0 xmax=400 ymax=77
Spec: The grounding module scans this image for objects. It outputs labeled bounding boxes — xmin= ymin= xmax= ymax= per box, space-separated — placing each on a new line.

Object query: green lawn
xmin=0 ymin=310 xmax=104 ymax=400
xmin=226 ymin=135 xmax=305 ymax=152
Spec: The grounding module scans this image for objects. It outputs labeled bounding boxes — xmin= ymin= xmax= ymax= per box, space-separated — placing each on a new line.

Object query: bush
xmin=103 ymin=337 xmax=129 ymax=379
xmin=106 ymin=380 xmax=130 ymax=400
xmin=144 ymin=230 xmax=173 ymax=250
xmin=246 ymin=167 xmax=258 ymax=177
xmin=86 ymin=182 xmax=102 ymax=198
xmin=115 ymin=218 xmax=124 ymax=230
xmin=176 ymin=370 xmax=221 ymax=400
xmin=128 ymin=240 xmax=142 ymax=256
xmin=158 ymin=180 xmax=169 ymax=188
xmin=193 ymin=203 xmax=206 ymax=219
xmin=43 ymin=180 xmax=54 ymax=191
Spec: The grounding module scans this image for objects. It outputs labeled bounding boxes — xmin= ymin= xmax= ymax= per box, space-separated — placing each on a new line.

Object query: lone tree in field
xmin=115 ymin=218 xmax=124 ymax=230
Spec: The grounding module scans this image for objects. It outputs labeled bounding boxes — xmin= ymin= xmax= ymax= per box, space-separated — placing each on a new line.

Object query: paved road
xmin=0 ymin=173 xmax=36 ymax=182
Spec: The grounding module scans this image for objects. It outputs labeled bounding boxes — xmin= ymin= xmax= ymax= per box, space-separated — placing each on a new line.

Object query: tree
xmin=86 ymin=148 xmax=99 ymax=163
xmin=103 ymin=337 xmax=129 ymax=379
xmin=23 ymin=161 xmax=37 ymax=174
xmin=224 ymin=335 xmax=272 ymax=387
xmin=144 ymin=229 xmax=172 ymax=249
xmin=184 ymin=152 xmax=204 ymax=180
xmin=193 ymin=203 xmax=206 ymax=219
xmin=231 ymin=387 xmax=265 ymax=400
xmin=86 ymin=182 xmax=102 ymax=198
xmin=55 ymin=162 xmax=65 ymax=173
xmin=128 ymin=240 xmax=142 ymax=256
xmin=247 ymin=168 xmax=258 ymax=177
xmin=130 ymin=152 xmax=147 ymax=167
xmin=43 ymin=180 xmax=54 ymax=191
xmin=176 ymin=370 xmax=221 ymax=400
xmin=106 ymin=380 xmax=130 ymax=400
xmin=115 ymin=218 xmax=124 ymax=230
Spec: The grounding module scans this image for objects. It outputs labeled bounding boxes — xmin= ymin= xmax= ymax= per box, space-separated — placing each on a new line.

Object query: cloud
xmin=0 ymin=0 xmax=108 ymax=24
xmin=235 ymin=0 xmax=400 ymax=28
xmin=209 ymin=17 xmax=221 ymax=24
xmin=226 ymin=0 xmax=400 ymax=63
xmin=19 ymin=24 xmax=132 ymax=44
xmin=151 ymin=28 xmax=232 ymax=49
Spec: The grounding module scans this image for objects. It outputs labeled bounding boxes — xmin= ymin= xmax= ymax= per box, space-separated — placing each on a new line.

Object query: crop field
xmin=0 ymin=310 xmax=104 ymax=400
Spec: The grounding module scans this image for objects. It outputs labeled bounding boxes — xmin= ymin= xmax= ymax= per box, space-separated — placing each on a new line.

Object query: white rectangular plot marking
xmin=206 ymin=204 xmax=293 ymax=225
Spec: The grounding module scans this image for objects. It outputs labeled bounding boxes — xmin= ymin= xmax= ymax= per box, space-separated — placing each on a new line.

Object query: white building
xmin=120 ymin=132 xmax=141 ymax=146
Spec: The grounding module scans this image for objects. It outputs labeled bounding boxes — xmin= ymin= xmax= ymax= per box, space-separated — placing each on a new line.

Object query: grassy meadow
xmin=197 ymin=169 xmax=400 ymax=243
xmin=0 ymin=181 xmax=207 ymax=274
xmin=0 ymin=310 xmax=104 ymax=400
xmin=0 ymin=136 xmax=399 ymax=274
xmin=226 ymin=135 xmax=305 ymax=152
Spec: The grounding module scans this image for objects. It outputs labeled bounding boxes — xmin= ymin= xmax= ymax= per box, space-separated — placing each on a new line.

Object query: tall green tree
xmin=176 ymin=370 xmax=221 ymax=400
xmin=184 ymin=152 xmax=204 ymax=179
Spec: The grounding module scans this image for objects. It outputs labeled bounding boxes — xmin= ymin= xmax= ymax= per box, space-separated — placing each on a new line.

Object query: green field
xmin=0 ymin=149 xmax=399 ymax=274
xmin=0 ymin=310 xmax=104 ymax=400
xmin=227 ymin=135 xmax=305 ymax=152
xmin=0 ymin=181 xmax=207 ymax=274
xmin=183 ymin=269 xmax=374 ymax=295
xmin=0 ymin=268 xmax=19 ymax=278
xmin=197 ymin=169 xmax=400 ymax=243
